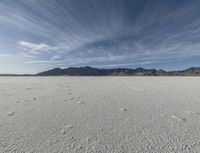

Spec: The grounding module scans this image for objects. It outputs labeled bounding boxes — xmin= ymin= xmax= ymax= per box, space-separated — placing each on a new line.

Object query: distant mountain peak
xmin=35 ymin=66 xmax=200 ymax=76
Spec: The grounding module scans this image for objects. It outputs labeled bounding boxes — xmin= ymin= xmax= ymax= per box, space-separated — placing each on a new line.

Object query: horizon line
xmin=0 ymin=66 xmax=199 ymax=75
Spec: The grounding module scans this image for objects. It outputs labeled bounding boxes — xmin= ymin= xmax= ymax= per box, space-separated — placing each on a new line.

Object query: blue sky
xmin=0 ymin=0 xmax=200 ymax=74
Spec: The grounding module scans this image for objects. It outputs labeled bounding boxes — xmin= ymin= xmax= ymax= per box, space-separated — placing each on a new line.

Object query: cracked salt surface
xmin=1 ymin=77 xmax=200 ymax=153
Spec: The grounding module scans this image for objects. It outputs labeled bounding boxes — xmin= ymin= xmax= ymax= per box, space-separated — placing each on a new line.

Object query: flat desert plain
xmin=1 ymin=77 xmax=200 ymax=153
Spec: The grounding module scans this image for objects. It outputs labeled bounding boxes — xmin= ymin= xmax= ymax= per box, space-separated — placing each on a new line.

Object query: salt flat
xmin=1 ymin=77 xmax=200 ymax=153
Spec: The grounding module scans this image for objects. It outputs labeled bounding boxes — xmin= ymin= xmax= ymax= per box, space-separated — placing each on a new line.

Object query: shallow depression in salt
xmin=1 ymin=77 xmax=200 ymax=153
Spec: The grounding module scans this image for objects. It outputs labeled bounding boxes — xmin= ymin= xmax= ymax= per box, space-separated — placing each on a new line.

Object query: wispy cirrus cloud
xmin=1 ymin=0 xmax=200 ymax=73
xmin=18 ymin=41 xmax=50 ymax=53
xmin=18 ymin=41 xmax=73 ymax=56
xmin=0 ymin=53 xmax=12 ymax=57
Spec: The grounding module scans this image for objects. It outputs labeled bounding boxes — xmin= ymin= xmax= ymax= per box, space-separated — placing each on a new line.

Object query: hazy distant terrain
xmin=1 ymin=77 xmax=200 ymax=153
xmin=1 ymin=66 xmax=200 ymax=76
xmin=36 ymin=66 xmax=200 ymax=76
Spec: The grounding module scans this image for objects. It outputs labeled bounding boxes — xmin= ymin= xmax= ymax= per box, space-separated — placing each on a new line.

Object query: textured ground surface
xmin=1 ymin=77 xmax=200 ymax=153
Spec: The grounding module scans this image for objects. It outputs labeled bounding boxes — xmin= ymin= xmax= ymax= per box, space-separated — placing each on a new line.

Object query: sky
xmin=0 ymin=0 xmax=200 ymax=74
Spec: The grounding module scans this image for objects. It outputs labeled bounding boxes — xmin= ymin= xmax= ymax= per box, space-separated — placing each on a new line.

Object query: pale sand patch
xmin=130 ymin=87 xmax=145 ymax=91
xmin=182 ymin=110 xmax=193 ymax=118
xmin=120 ymin=108 xmax=127 ymax=112
xmin=77 ymin=101 xmax=85 ymax=105
xmin=7 ymin=112 xmax=15 ymax=116
xmin=60 ymin=125 xmax=73 ymax=135
xmin=160 ymin=113 xmax=165 ymax=117
xmin=69 ymin=97 xmax=74 ymax=100
xmin=170 ymin=115 xmax=186 ymax=122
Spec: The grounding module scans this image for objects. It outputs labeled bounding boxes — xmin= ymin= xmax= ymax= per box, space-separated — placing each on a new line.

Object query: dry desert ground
xmin=1 ymin=77 xmax=200 ymax=153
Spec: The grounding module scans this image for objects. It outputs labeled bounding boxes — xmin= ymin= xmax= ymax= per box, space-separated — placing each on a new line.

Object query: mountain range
xmin=35 ymin=66 xmax=200 ymax=76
